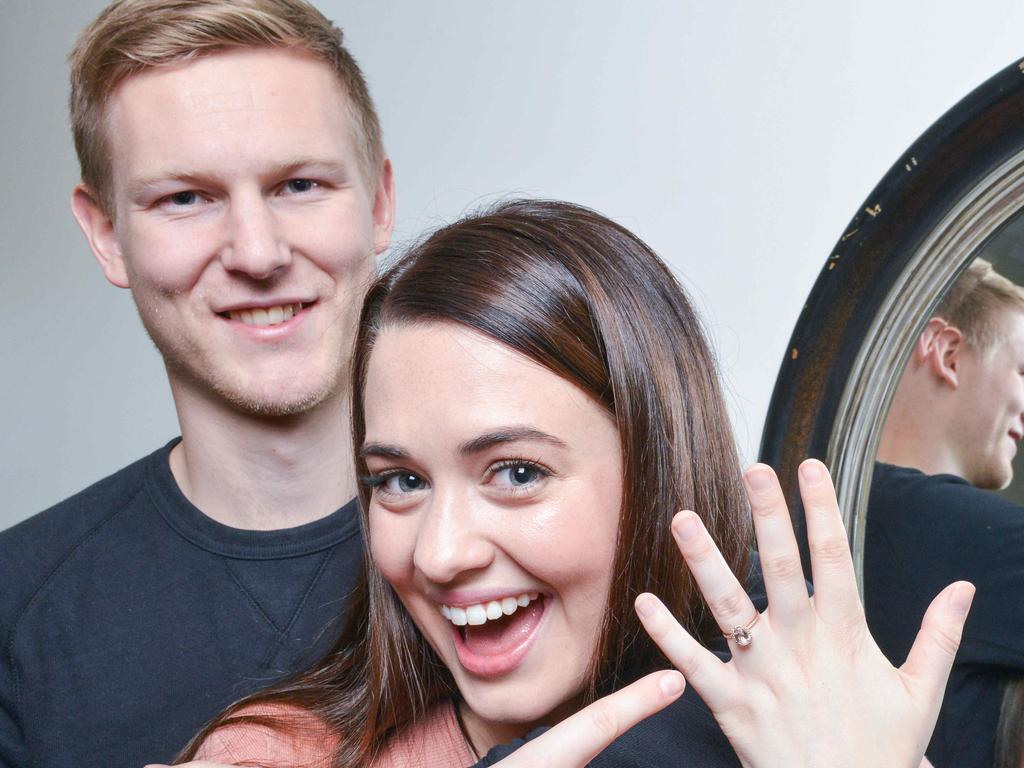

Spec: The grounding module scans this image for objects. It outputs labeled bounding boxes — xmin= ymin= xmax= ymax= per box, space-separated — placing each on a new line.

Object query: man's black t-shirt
xmin=0 ymin=439 xmax=363 ymax=768
xmin=865 ymin=462 xmax=1024 ymax=768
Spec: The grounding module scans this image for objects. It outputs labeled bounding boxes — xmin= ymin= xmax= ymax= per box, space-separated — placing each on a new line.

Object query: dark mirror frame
xmin=759 ymin=56 xmax=1024 ymax=591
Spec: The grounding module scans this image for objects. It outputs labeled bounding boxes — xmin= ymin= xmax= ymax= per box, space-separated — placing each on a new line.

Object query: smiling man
xmin=866 ymin=257 xmax=1024 ymax=768
xmin=0 ymin=1 xmax=394 ymax=765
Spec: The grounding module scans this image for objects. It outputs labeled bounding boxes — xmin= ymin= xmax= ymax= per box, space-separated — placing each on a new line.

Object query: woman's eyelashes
xmin=362 ymin=469 xmax=427 ymax=497
xmin=362 ymin=459 xmax=555 ymax=501
xmin=485 ymin=459 xmax=553 ymax=494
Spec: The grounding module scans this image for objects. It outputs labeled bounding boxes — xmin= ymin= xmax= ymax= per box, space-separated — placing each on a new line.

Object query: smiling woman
xmin=176 ymin=200 xmax=969 ymax=768
xmin=363 ymin=323 xmax=625 ymax=749
xmin=180 ymin=198 xmax=751 ymax=765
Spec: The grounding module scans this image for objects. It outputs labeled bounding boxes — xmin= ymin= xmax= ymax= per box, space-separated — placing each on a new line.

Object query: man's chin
xmin=173 ymin=369 xmax=342 ymax=419
xmin=218 ymin=383 xmax=340 ymax=418
xmin=974 ymin=462 xmax=1014 ymax=491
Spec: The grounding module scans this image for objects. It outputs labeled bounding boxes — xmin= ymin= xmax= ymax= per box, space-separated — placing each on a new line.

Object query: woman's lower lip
xmin=451 ymin=597 xmax=546 ymax=678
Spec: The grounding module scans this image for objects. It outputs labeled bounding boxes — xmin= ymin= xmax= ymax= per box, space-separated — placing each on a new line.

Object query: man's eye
xmin=284 ymin=179 xmax=318 ymax=194
xmin=165 ymin=191 xmax=199 ymax=206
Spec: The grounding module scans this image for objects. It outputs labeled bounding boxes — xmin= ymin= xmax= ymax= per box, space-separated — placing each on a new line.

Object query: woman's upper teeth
xmin=441 ymin=592 xmax=539 ymax=626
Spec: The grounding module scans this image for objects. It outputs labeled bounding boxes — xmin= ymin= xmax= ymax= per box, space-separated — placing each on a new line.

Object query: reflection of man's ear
xmin=915 ymin=317 xmax=963 ymax=388
xmin=70 ymin=184 xmax=130 ymax=289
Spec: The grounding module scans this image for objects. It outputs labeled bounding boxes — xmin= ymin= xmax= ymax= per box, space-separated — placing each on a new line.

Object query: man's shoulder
xmin=871 ymin=462 xmax=1019 ymax=521
xmin=0 ymin=444 xmax=170 ymax=627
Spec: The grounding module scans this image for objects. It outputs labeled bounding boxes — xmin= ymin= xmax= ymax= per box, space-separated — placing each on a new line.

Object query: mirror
xmin=761 ymin=56 xmax=1024 ymax=768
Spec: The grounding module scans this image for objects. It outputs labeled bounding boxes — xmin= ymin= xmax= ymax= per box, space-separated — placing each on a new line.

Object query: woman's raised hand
xmin=634 ymin=459 xmax=973 ymax=768
xmin=487 ymin=669 xmax=687 ymax=767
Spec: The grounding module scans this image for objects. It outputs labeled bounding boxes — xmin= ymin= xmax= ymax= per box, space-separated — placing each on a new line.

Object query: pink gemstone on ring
xmin=732 ymin=626 xmax=752 ymax=646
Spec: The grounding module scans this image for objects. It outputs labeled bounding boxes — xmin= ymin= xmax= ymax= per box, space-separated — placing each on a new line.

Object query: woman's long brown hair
xmin=180 ymin=199 xmax=752 ymax=765
xmin=994 ymin=679 xmax=1024 ymax=768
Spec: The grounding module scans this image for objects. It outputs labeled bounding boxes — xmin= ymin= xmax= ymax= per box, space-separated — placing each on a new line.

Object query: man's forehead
xmin=108 ymin=47 xmax=348 ymax=116
xmin=102 ymin=47 xmax=362 ymax=186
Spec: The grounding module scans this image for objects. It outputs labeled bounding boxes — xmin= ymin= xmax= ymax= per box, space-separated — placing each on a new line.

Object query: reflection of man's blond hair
xmin=935 ymin=258 xmax=1024 ymax=354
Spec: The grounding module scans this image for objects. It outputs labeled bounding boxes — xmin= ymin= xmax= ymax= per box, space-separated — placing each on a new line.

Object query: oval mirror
xmin=760 ymin=57 xmax=1024 ymax=768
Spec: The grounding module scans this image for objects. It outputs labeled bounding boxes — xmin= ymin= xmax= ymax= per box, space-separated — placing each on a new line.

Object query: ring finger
xmin=671 ymin=510 xmax=760 ymax=651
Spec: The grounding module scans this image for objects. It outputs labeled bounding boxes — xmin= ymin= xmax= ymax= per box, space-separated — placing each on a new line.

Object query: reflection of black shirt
xmin=865 ymin=462 xmax=1024 ymax=768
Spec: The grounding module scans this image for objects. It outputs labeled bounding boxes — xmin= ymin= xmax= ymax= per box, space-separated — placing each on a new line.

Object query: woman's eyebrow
xmin=458 ymin=428 xmax=567 ymax=456
xmin=360 ymin=428 xmax=567 ymax=460
xmin=360 ymin=443 xmax=407 ymax=460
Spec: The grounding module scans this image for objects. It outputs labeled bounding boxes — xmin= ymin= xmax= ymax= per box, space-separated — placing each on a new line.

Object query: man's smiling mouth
xmin=222 ymin=302 xmax=313 ymax=328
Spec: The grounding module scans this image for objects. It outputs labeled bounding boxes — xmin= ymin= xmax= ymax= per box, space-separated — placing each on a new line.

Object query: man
xmin=866 ymin=257 xmax=1024 ymax=768
xmin=0 ymin=1 xmax=394 ymax=764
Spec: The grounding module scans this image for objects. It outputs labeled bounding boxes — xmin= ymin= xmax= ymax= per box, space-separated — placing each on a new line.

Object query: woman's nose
xmin=412 ymin=494 xmax=495 ymax=584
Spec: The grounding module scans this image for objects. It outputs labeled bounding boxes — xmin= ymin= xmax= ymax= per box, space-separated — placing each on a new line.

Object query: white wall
xmin=3 ymin=1 xmax=1024 ymax=528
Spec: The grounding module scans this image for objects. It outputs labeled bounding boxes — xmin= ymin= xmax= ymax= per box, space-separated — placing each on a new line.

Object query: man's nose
xmin=412 ymin=493 xmax=495 ymax=584
xmin=219 ymin=195 xmax=292 ymax=279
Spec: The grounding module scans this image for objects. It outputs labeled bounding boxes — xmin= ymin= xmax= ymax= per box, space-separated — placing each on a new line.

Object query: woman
xmin=178 ymin=200 xmax=971 ymax=767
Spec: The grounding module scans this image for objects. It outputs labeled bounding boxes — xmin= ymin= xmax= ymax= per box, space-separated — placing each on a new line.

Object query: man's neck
xmin=168 ymin=388 xmax=357 ymax=531
xmin=877 ymin=419 xmax=967 ymax=482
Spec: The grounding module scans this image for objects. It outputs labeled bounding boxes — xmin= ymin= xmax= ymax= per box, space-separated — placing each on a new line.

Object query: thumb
xmin=899 ymin=581 xmax=974 ymax=703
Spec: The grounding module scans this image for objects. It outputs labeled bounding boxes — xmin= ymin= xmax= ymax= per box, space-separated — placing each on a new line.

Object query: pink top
xmin=195 ymin=700 xmax=477 ymax=767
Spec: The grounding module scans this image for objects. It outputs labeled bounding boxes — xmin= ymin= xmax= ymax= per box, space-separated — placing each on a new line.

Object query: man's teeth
xmin=228 ymin=303 xmax=302 ymax=327
xmin=440 ymin=592 xmax=539 ymax=627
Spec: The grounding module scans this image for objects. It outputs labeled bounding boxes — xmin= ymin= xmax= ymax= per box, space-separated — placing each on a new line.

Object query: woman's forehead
xmin=362 ymin=322 xmax=618 ymax=455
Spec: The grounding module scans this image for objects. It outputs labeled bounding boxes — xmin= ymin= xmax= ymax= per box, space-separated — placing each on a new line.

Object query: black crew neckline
xmin=145 ymin=438 xmax=361 ymax=560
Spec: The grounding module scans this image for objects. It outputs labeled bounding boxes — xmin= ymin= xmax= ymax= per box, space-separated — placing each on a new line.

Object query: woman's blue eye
xmin=494 ymin=463 xmax=544 ymax=487
xmin=385 ymin=473 xmax=425 ymax=493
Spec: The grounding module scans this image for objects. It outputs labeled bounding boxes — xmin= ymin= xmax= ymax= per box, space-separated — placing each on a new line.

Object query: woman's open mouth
xmin=442 ymin=592 xmax=547 ymax=677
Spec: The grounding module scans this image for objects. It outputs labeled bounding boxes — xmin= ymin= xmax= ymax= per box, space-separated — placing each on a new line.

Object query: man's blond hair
xmin=69 ymin=0 xmax=384 ymax=215
xmin=935 ymin=257 xmax=1024 ymax=353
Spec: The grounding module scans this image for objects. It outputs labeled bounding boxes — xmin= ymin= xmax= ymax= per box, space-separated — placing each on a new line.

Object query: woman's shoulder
xmin=374 ymin=700 xmax=476 ymax=768
xmin=193 ymin=703 xmax=338 ymax=767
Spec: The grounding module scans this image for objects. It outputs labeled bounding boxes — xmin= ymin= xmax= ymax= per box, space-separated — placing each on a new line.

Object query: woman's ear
xmin=70 ymin=184 xmax=130 ymax=288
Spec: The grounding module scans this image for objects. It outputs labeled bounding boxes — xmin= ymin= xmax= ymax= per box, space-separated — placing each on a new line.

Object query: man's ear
xmin=70 ymin=184 xmax=130 ymax=288
xmin=916 ymin=317 xmax=963 ymax=388
xmin=371 ymin=158 xmax=396 ymax=256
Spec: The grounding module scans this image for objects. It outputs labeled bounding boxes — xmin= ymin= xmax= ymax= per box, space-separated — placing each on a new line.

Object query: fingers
xmin=670 ymin=510 xmax=761 ymax=656
xmin=798 ymin=459 xmax=861 ymax=621
xmin=744 ymin=464 xmax=810 ymax=620
xmin=901 ymin=581 xmax=975 ymax=704
xmin=635 ymin=592 xmax=733 ymax=711
xmin=492 ymin=670 xmax=685 ymax=767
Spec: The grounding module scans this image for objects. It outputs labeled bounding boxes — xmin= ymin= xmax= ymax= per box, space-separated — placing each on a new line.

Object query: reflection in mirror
xmin=866 ymin=239 xmax=1024 ymax=767
xmin=980 ymin=222 xmax=1024 ymax=768
xmin=761 ymin=57 xmax=1024 ymax=768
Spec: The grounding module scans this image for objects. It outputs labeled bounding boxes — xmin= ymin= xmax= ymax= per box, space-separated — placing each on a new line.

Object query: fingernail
xmin=659 ymin=671 xmax=685 ymax=697
xmin=672 ymin=512 xmax=700 ymax=540
xmin=949 ymin=582 xmax=976 ymax=616
xmin=799 ymin=460 xmax=826 ymax=485
xmin=746 ymin=466 xmax=773 ymax=491
xmin=635 ymin=593 xmax=656 ymax=618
